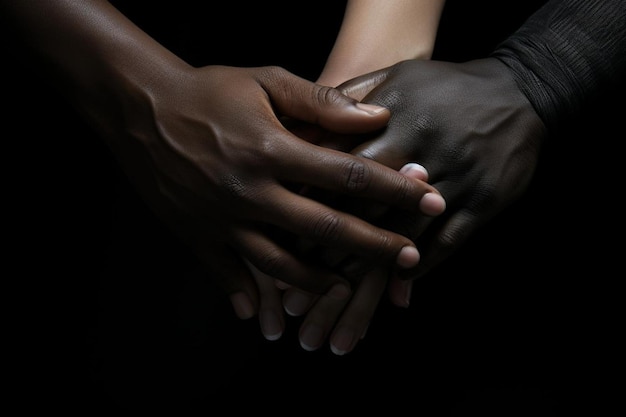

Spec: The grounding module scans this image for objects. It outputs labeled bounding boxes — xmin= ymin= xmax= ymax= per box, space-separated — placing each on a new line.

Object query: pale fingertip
xmin=283 ymin=305 xmax=299 ymax=317
xmin=420 ymin=192 xmax=447 ymax=216
xmin=330 ymin=326 xmax=357 ymax=356
xmin=264 ymin=333 xmax=282 ymax=342
xmin=260 ymin=310 xmax=283 ymax=341
xmin=399 ymin=162 xmax=428 ymax=180
xmin=283 ymin=290 xmax=315 ymax=317
xmin=299 ymin=322 xmax=324 ymax=352
xmin=388 ymin=276 xmax=411 ymax=308
xmin=330 ymin=346 xmax=346 ymax=356
xmin=396 ymin=246 xmax=420 ymax=269
xmin=300 ymin=341 xmax=318 ymax=352
xmin=230 ymin=292 xmax=255 ymax=320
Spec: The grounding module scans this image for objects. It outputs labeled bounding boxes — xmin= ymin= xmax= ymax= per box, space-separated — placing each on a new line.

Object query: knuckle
xmin=435 ymin=207 xmax=481 ymax=252
xmin=256 ymin=133 xmax=282 ymax=165
xmin=391 ymin=176 xmax=412 ymax=206
xmin=349 ymin=152 xmax=413 ymax=205
xmin=257 ymin=65 xmax=287 ymax=82
xmin=315 ymin=85 xmax=345 ymax=107
xmin=220 ymin=174 xmax=248 ymax=200
xmin=256 ymin=248 xmax=287 ymax=278
xmin=370 ymin=233 xmax=395 ymax=262
xmin=436 ymin=226 xmax=462 ymax=253
xmin=218 ymin=174 xmax=263 ymax=206
xmin=307 ymin=212 xmax=343 ymax=243
xmin=342 ymin=159 xmax=372 ymax=192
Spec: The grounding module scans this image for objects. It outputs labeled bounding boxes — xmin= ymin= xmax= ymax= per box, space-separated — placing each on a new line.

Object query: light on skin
xmin=318 ymin=0 xmax=446 ymax=87
xmin=294 ymin=163 xmax=443 ymax=355
xmin=400 ymin=162 xmax=446 ymax=215
xmin=243 ymin=0 xmax=448 ymax=350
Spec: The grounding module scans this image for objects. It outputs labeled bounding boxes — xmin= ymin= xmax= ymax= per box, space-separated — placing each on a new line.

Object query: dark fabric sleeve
xmin=491 ymin=0 xmax=626 ymax=133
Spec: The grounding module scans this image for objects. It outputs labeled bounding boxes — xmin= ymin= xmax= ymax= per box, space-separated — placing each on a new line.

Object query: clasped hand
xmin=262 ymin=58 xmax=546 ymax=354
xmin=100 ymin=63 xmax=445 ymax=320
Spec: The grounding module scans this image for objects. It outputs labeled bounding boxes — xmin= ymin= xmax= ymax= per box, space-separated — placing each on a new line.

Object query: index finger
xmin=274 ymin=141 xmax=445 ymax=214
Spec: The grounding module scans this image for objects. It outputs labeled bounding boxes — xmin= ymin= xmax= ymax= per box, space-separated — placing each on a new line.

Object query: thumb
xmin=336 ymin=66 xmax=391 ymax=101
xmin=263 ymin=70 xmax=390 ymax=134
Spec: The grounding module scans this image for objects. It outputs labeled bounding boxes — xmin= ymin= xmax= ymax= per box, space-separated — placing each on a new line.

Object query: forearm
xmin=1 ymin=0 xmax=189 ymax=140
xmin=317 ymin=0 xmax=446 ymax=87
xmin=491 ymin=0 xmax=626 ymax=134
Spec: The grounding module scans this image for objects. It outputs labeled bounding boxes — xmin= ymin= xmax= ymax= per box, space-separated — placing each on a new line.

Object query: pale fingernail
xmin=396 ymin=246 xmax=420 ymax=269
xmin=420 ymin=192 xmax=446 ymax=216
xmin=399 ymin=162 xmax=428 ymax=178
xmin=229 ymin=292 xmax=255 ymax=320
xmin=355 ymin=102 xmax=387 ymax=115
xmin=260 ymin=310 xmax=283 ymax=341
xmin=330 ymin=326 xmax=357 ymax=356
xmin=283 ymin=291 xmax=315 ymax=317
xmin=300 ymin=322 xmax=325 ymax=351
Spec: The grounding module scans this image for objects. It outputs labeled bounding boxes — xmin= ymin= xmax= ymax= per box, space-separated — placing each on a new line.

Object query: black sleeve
xmin=491 ymin=0 xmax=626 ymax=133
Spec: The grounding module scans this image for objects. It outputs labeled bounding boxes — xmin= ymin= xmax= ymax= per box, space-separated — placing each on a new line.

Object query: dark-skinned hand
xmin=280 ymin=57 xmax=547 ymax=354
xmin=1 ymin=0 xmax=447 ymax=319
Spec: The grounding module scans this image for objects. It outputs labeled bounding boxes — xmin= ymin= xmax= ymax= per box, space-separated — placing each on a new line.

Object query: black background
xmin=2 ymin=0 xmax=620 ymax=412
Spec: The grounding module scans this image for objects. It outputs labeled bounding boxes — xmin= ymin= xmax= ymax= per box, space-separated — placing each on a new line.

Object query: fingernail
xmin=396 ymin=246 xmax=420 ymax=269
xmin=260 ymin=309 xmax=283 ymax=341
xmin=420 ymin=192 xmax=446 ymax=216
xmin=300 ymin=322 xmax=325 ymax=351
xmin=355 ymin=102 xmax=387 ymax=115
xmin=330 ymin=325 xmax=357 ymax=356
xmin=399 ymin=162 xmax=428 ymax=178
xmin=229 ymin=292 xmax=255 ymax=320
xmin=283 ymin=290 xmax=316 ymax=317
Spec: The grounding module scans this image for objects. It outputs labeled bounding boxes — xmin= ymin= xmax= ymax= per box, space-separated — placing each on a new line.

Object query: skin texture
xmin=284 ymin=58 xmax=546 ymax=354
xmin=246 ymin=0 xmax=447 ymax=343
xmin=280 ymin=0 xmax=626 ymax=355
xmin=246 ymin=0 xmax=445 ymax=342
xmin=335 ymin=58 xmax=545 ymax=278
xmin=0 ymin=0 xmax=446 ymax=318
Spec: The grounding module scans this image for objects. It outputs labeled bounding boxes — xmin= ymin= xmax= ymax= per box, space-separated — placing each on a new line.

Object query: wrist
xmin=317 ymin=51 xmax=432 ymax=88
